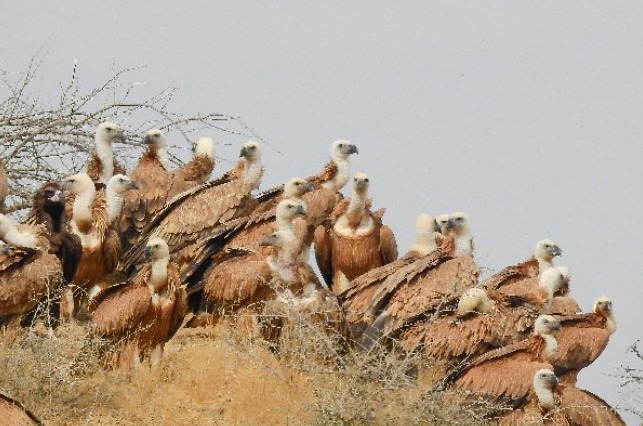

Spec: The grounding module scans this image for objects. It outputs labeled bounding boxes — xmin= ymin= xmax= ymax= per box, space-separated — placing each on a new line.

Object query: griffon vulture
xmin=446 ymin=212 xmax=473 ymax=257
xmin=119 ymin=140 xmax=264 ymax=274
xmin=85 ymin=122 xmax=127 ymax=185
xmin=445 ymin=315 xmax=562 ymax=406
xmin=119 ymin=132 xmax=216 ymax=250
xmin=314 ymin=173 xmax=398 ymax=293
xmin=0 ymin=216 xmax=63 ymax=326
xmin=91 ymin=238 xmax=186 ymax=369
xmin=61 ymin=173 xmax=138 ymax=320
xmin=186 ymin=200 xmax=308 ymax=329
xmin=548 ymin=296 xmax=616 ymax=384
xmin=497 ymin=369 xmax=624 ymax=425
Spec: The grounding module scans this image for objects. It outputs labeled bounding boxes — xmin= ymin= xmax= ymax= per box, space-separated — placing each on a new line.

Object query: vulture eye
xmin=339 ymin=143 xmax=344 ymax=148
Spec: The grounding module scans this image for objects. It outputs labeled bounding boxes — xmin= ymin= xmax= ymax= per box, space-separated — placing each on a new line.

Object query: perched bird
xmin=0 ymin=216 xmax=63 ymax=326
xmin=119 ymin=131 xmax=216 ymax=250
xmin=548 ymin=296 xmax=616 ymax=384
xmin=314 ymin=173 xmax=398 ymax=293
xmin=61 ymin=173 xmax=138 ymax=320
xmin=308 ymin=140 xmax=359 ymax=192
xmin=445 ymin=212 xmax=473 ymax=257
xmin=0 ymin=393 xmax=43 ymax=425
xmin=445 ymin=315 xmax=562 ymax=406
xmin=496 ymin=369 xmax=624 ymax=425
xmin=91 ymin=238 xmax=186 ymax=369
xmin=85 ymin=122 xmax=127 ymax=185
xmin=187 ymin=199 xmax=308 ymax=329
xmin=119 ymin=140 xmax=264 ymax=274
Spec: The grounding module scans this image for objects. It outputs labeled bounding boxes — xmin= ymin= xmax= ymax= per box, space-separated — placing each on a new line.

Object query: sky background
xmin=1 ymin=1 xmax=641 ymax=422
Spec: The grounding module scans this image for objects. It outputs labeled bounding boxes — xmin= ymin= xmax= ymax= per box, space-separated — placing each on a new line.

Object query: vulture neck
xmin=145 ymin=145 xmax=169 ymax=170
xmin=150 ymin=257 xmax=170 ymax=293
xmin=345 ymin=188 xmax=367 ymax=227
xmin=454 ymin=233 xmax=472 ymax=257
xmin=105 ymin=185 xmax=124 ymax=225
xmin=43 ymin=202 xmax=65 ymax=234
xmin=410 ymin=232 xmax=437 ymax=256
xmin=2 ymin=225 xmax=39 ymax=249
xmin=325 ymin=156 xmax=349 ymax=191
xmin=540 ymin=333 xmax=558 ymax=360
xmin=243 ymin=158 xmax=263 ymax=189
xmin=536 ymin=256 xmax=554 ymax=275
xmin=276 ymin=214 xmax=296 ymax=233
xmin=534 ymin=384 xmax=556 ymax=412
xmin=95 ymin=137 xmax=114 ymax=184
xmin=73 ymin=186 xmax=96 ymax=225
xmin=602 ymin=311 xmax=617 ymax=334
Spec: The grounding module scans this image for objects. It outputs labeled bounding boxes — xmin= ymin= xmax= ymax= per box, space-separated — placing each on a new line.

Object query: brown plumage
xmin=0 ymin=218 xmax=63 ymax=324
xmin=0 ymin=393 xmax=43 ymax=425
xmin=0 ymin=158 xmax=8 ymax=214
xmin=85 ymin=122 xmax=127 ymax=184
xmin=91 ymin=238 xmax=186 ymax=369
xmin=62 ymin=174 xmax=137 ymax=320
xmin=119 ymin=132 xmax=215 ymax=250
xmin=119 ymin=141 xmax=263 ymax=275
xmin=314 ymin=173 xmax=398 ymax=293
xmin=446 ymin=315 xmax=561 ymax=408
xmin=548 ymin=296 xmax=616 ymax=384
xmin=307 ymin=140 xmax=359 ymax=191
xmin=497 ymin=369 xmax=624 ymax=425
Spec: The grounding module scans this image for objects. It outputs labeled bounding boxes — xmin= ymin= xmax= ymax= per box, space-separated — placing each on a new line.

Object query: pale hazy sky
xmin=1 ymin=1 xmax=641 ymax=422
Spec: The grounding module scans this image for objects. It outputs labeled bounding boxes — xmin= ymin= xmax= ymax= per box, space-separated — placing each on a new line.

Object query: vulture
xmin=61 ymin=173 xmax=138 ymax=320
xmin=119 ymin=140 xmax=264 ymax=274
xmin=446 ymin=212 xmax=473 ymax=257
xmin=85 ymin=122 xmax=127 ymax=185
xmin=496 ymin=369 xmax=624 ymax=425
xmin=548 ymin=296 xmax=616 ymax=384
xmin=91 ymin=238 xmax=186 ymax=369
xmin=481 ymin=239 xmax=563 ymax=299
xmin=119 ymin=131 xmax=215 ymax=250
xmin=339 ymin=212 xmax=479 ymax=348
xmin=0 ymin=216 xmax=63 ymax=326
xmin=445 ymin=315 xmax=562 ymax=407
xmin=314 ymin=173 xmax=398 ymax=293
xmin=0 ymin=393 xmax=43 ymax=425
xmin=0 ymin=158 xmax=8 ymax=213
xmin=261 ymin=230 xmax=346 ymax=343
xmin=186 ymin=199 xmax=308 ymax=330
xmin=399 ymin=287 xmax=534 ymax=367
xmin=543 ymin=266 xmax=582 ymax=315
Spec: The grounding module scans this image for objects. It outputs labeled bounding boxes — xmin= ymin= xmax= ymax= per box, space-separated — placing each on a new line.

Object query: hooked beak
xmin=296 ymin=205 xmax=307 ymax=217
xmin=548 ymin=374 xmax=558 ymax=387
xmin=551 ymin=321 xmax=562 ymax=332
xmin=303 ymin=182 xmax=314 ymax=193
xmin=143 ymin=134 xmax=154 ymax=145
xmin=259 ymin=235 xmax=277 ymax=247
xmin=347 ymin=144 xmax=359 ymax=155
xmin=355 ymin=179 xmax=367 ymax=190
xmin=551 ymin=245 xmax=562 ymax=257
xmin=446 ymin=218 xmax=457 ymax=230
xmin=144 ymin=246 xmax=153 ymax=258
xmin=49 ymin=190 xmax=64 ymax=203
xmin=127 ymin=180 xmax=140 ymax=190
xmin=239 ymin=147 xmax=249 ymax=158
xmin=0 ymin=244 xmax=9 ymax=255
xmin=114 ymin=130 xmax=126 ymax=143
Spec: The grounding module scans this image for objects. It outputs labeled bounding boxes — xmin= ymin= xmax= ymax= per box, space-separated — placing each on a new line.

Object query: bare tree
xmin=0 ymin=56 xmax=258 ymax=216
xmin=617 ymin=340 xmax=643 ymax=420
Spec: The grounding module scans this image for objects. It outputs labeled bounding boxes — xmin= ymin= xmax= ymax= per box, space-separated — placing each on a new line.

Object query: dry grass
xmin=0 ymin=312 xmax=494 ymax=425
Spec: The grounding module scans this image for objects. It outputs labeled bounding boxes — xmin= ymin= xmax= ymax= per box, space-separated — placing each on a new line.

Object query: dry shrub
xmin=0 ymin=305 xmax=495 ymax=425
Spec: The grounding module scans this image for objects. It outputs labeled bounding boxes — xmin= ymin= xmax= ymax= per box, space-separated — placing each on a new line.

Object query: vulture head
xmin=436 ymin=214 xmax=450 ymax=234
xmin=239 ymin=141 xmax=262 ymax=161
xmin=593 ymin=296 xmax=613 ymax=316
xmin=63 ymin=173 xmax=95 ymax=196
xmin=539 ymin=267 xmax=567 ymax=298
xmin=194 ymin=137 xmax=215 ymax=158
xmin=534 ymin=239 xmax=562 ymax=262
xmin=533 ymin=314 xmax=562 ymax=336
xmin=331 ymin=140 xmax=359 ymax=159
xmin=144 ymin=237 xmax=170 ymax=261
xmin=532 ymin=369 xmax=558 ymax=411
xmin=415 ymin=213 xmax=438 ymax=237
xmin=96 ymin=121 xmax=126 ymax=145
xmin=0 ymin=239 xmax=9 ymax=256
xmin=276 ymin=199 xmax=307 ymax=221
xmin=143 ymin=129 xmax=167 ymax=147
xmin=352 ymin=173 xmax=370 ymax=194
xmin=260 ymin=230 xmax=297 ymax=250
xmin=35 ymin=182 xmax=65 ymax=208
xmin=457 ymin=288 xmax=495 ymax=314
xmin=106 ymin=174 xmax=139 ymax=195
xmin=284 ymin=177 xmax=313 ymax=198
xmin=446 ymin=212 xmax=470 ymax=235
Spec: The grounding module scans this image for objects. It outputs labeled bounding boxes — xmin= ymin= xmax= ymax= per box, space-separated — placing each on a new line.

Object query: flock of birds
xmin=0 ymin=122 xmax=625 ymax=424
